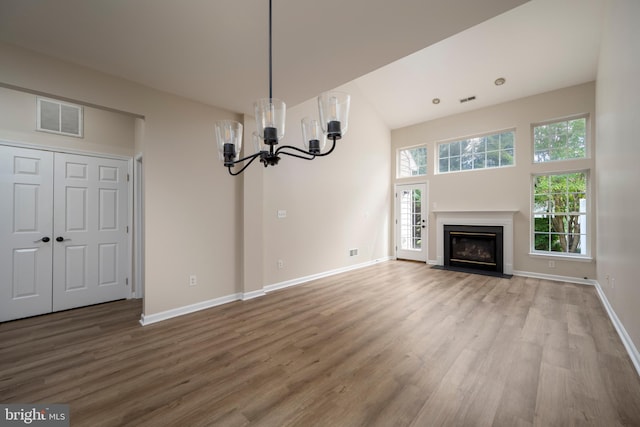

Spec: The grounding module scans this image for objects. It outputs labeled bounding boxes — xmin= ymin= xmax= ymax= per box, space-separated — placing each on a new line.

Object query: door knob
xmin=35 ymin=236 xmax=51 ymax=243
xmin=421 ymin=225 xmax=426 ymax=228
xmin=56 ymin=236 xmax=66 ymax=242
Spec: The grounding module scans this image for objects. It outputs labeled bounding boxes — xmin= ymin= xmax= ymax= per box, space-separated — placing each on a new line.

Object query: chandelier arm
xmin=278 ymin=150 xmax=316 ymax=161
xmin=228 ymin=151 xmax=262 ymax=165
xmin=309 ymin=137 xmax=338 ymax=157
xmin=227 ymin=152 xmax=262 ymax=176
xmin=274 ymin=144 xmax=316 ymax=157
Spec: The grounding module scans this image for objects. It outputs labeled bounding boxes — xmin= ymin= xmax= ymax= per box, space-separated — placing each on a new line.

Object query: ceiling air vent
xmin=37 ymin=97 xmax=83 ymax=137
xmin=459 ymin=96 xmax=476 ymax=104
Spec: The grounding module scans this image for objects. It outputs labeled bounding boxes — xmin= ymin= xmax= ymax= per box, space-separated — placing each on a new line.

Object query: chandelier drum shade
xmin=215 ymin=0 xmax=351 ymax=176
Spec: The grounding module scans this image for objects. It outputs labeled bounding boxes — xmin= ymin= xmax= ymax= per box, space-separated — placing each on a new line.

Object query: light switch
xmin=277 ymin=210 xmax=287 ymax=218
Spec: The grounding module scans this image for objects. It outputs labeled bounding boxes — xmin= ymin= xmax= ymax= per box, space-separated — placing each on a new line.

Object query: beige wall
xmin=0 ymin=42 xmax=391 ymax=317
xmin=595 ymin=0 xmax=640 ymax=349
xmin=263 ymin=82 xmax=391 ymax=284
xmin=0 ymin=42 xmax=241 ymax=317
xmin=0 ymin=86 xmax=136 ymax=157
xmin=392 ymin=82 xmax=597 ymax=279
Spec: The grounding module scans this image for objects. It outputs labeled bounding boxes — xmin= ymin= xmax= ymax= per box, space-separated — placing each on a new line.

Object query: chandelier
xmin=215 ymin=0 xmax=351 ymax=176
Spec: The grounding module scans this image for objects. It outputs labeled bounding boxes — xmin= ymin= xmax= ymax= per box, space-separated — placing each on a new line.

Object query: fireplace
xmin=444 ymin=224 xmax=504 ymax=274
xmin=434 ymin=210 xmax=516 ymax=275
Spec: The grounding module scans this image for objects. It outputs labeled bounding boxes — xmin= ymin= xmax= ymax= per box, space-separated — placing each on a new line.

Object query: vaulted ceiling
xmin=0 ymin=0 xmax=604 ymax=129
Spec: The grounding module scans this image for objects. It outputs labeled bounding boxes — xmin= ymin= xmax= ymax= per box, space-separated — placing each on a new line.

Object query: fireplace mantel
xmin=434 ymin=210 xmax=517 ymax=275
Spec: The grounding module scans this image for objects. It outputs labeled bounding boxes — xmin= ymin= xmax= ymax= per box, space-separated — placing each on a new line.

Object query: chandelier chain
xmin=269 ymin=0 xmax=273 ymax=100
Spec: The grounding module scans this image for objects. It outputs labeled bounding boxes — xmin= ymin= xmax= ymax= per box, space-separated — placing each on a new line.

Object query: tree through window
xmin=533 ymin=116 xmax=587 ymax=162
xmin=398 ymin=146 xmax=427 ymax=178
xmin=533 ymin=172 xmax=588 ymax=255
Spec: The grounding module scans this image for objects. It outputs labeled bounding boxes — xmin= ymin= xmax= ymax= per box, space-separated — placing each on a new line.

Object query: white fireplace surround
xmin=434 ymin=210 xmax=517 ymax=275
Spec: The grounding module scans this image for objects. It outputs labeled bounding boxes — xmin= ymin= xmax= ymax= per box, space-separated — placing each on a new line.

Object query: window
xmin=37 ymin=97 xmax=83 ymax=137
xmin=397 ymin=146 xmax=427 ymax=178
xmin=437 ymin=130 xmax=514 ymax=173
xmin=533 ymin=116 xmax=586 ymax=162
xmin=532 ymin=171 xmax=588 ymax=256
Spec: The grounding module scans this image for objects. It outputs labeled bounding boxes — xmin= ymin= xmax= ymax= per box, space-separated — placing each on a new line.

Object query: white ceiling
xmin=0 ymin=0 xmax=604 ymax=130
xmin=355 ymin=0 xmax=606 ymax=128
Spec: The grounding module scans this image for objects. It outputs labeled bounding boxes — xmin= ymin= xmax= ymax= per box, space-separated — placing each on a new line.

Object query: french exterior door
xmin=0 ymin=146 xmax=129 ymax=322
xmin=395 ymin=183 xmax=427 ymax=262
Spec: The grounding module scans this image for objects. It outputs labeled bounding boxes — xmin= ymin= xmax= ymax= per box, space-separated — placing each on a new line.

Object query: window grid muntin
xmin=532 ymin=171 xmax=588 ymax=256
xmin=437 ymin=130 xmax=515 ymax=174
xmin=399 ymin=189 xmax=422 ymax=250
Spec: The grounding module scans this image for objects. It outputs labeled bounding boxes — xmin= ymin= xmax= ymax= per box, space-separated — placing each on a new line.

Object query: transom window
xmin=397 ymin=146 xmax=427 ymax=178
xmin=533 ymin=116 xmax=587 ymax=163
xmin=437 ymin=130 xmax=514 ymax=173
xmin=532 ymin=171 xmax=588 ymax=256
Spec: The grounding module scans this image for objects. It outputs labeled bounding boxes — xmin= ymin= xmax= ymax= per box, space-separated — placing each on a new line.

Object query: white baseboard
xmin=512 ymin=269 xmax=596 ymax=286
xmin=139 ymin=293 xmax=241 ymax=326
xmin=139 ymin=257 xmax=392 ymax=326
xmin=593 ymin=281 xmax=640 ymax=377
xmin=242 ymin=290 xmax=266 ymax=301
xmin=264 ymin=257 xmax=393 ymax=293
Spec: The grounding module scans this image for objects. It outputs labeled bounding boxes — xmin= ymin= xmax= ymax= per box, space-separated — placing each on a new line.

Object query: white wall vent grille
xmin=37 ymin=97 xmax=83 ymax=137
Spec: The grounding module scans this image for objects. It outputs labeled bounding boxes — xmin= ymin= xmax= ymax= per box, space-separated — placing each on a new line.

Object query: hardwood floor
xmin=1 ymin=261 xmax=639 ymax=426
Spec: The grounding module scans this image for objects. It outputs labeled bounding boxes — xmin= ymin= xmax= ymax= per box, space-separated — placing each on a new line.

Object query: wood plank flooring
xmin=1 ymin=260 xmax=639 ymax=426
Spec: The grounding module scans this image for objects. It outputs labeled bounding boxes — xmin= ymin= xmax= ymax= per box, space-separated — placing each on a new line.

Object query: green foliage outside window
xmin=533 ymin=172 xmax=587 ymax=254
xmin=438 ymin=131 xmax=514 ymax=173
xmin=398 ymin=147 xmax=427 ymax=177
xmin=534 ymin=117 xmax=586 ymax=162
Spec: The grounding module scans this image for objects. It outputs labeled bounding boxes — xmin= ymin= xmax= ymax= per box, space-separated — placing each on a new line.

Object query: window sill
xmin=529 ymin=252 xmax=594 ymax=263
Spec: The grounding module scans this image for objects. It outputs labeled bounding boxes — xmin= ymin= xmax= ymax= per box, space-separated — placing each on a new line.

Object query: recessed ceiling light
xmin=432 ymin=98 xmax=440 ymax=104
xmin=494 ymin=77 xmax=506 ymax=86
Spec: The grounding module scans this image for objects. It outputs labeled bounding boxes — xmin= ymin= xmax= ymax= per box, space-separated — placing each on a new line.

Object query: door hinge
xmin=127 ymin=173 xmax=130 ymax=182
xmin=126 ymin=277 xmax=129 ymax=285
xmin=126 ymin=226 xmax=129 ymax=233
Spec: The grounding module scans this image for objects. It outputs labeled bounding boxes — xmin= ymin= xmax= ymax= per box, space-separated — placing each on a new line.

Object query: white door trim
xmin=0 ymin=139 xmax=131 ymax=161
xmin=133 ymin=153 xmax=144 ymax=299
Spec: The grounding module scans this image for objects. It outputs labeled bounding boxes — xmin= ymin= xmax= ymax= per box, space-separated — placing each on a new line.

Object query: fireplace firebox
xmin=443 ymin=224 xmax=504 ymax=274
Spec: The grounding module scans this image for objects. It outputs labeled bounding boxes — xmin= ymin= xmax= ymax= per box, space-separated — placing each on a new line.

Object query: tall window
xmin=437 ymin=130 xmax=514 ymax=173
xmin=532 ymin=172 xmax=588 ymax=256
xmin=533 ymin=116 xmax=587 ymax=162
xmin=397 ymin=146 xmax=427 ymax=178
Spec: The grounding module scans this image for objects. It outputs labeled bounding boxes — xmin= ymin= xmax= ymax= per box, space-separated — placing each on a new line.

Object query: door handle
xmin=35 ymin=236 xmax=51 ymax=243
xmin=56 ymin=236 xmax=69 ymax=242
xmin=421 ymin=225 xmax=426 ymax=228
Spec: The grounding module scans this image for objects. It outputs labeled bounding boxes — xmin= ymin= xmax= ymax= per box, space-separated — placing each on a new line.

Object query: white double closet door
xmin=0 ymin=145 xmax=129 ymax=322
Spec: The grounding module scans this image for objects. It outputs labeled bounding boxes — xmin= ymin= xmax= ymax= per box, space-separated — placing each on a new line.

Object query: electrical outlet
xmin=277 ymin=259 xmax=284 ymax=269
xmin=548 ymin=260 xmax=556 ymax=268
xmin=189 ymin=275 xmax=197 ymax=286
